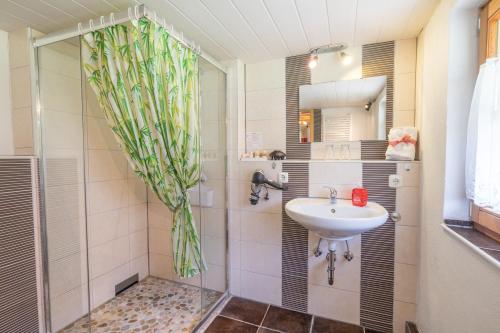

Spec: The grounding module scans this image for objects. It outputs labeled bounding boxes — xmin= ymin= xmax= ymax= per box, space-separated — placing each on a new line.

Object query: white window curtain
xmin=466 ymin=58 xmax=500 ymax=212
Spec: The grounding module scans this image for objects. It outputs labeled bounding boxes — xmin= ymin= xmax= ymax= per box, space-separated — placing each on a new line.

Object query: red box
xmin=352 ymin=188 xmax=368 ymax=207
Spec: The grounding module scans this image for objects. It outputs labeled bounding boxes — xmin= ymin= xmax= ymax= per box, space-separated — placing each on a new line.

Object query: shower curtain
xmin=82 ymin=17 xmax=206 ymax=278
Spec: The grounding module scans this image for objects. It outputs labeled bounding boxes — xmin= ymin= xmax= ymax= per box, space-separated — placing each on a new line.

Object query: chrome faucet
xmin=323 ymin=186 xmax=337 ymax=204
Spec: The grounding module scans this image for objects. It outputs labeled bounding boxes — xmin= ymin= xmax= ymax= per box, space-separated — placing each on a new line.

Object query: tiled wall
xmin=229 ymin=38 xmax=419 ymax=333
xmin=84 ymin=81 xmax=149 ymax=310
xmin=228 ymin=159 xmax=420 ymax=333
xmin=8 ymin=28 xmax=35 ymax=155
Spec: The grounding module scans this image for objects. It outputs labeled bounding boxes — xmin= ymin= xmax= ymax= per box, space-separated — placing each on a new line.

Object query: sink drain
xmin=330 ymin=208 xmax=336 ymax=214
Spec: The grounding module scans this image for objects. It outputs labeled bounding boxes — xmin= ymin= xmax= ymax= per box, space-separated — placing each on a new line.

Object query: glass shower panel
xmin=83 ymin=60 xmax=150 ymax=331
xmin=37 ymin=37 xmax=91 ymax=332
xmin=199 ymin=58 xmax=228 ymax=314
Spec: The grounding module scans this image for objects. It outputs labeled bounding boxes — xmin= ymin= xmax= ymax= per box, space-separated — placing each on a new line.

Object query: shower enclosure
xmin=33 ymin=18 xmax=228 ymax=332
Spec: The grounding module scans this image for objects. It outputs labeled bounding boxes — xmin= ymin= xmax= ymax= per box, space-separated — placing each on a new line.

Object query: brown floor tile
xmin=261 ymin=306 xmax=312 ymax=333
xmin=220 ymin=297 xmax=269 ymax=325
xmin=205 ymin=316 xmax=259 ymax=333
xmin=312 ymin=316 xmax=364 ymax=333
xmin=257 ymin=328 xmax=279 ymax=333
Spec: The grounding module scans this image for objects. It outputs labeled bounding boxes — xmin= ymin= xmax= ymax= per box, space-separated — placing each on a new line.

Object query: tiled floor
xmin=60 ymin=276 xmax=222 ymax=333
xmin=203 ymin=297 xmax=365 ymax=333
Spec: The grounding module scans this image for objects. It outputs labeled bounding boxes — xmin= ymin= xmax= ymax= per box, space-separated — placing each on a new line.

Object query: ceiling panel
xmin=263 ymin=0 xmax=310 ymax=55
xmin=168 ymin=0 xmax=247 ymax=58
xmin=231 ymin=0 xmax=290 ymax=58
xmin=200 ymin=0 xmax=271 ymax=61
xmin=327 ymin=0 xmax=358 ymax=46
xmin=0 ymin=0 xmax=440 ymax=63
xmin=295 ymin=0 xmax=331 ymax=49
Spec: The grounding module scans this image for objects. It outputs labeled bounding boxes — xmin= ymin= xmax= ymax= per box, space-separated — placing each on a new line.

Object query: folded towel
xmin=385 ymin=127 xmax=418 ymax=161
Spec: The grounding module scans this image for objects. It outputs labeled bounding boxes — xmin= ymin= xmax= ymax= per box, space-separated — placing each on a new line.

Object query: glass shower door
xmin=37 ymin=37 xmax=91 ymax=332
xmin=198 ymin=58 xmax=228 ymax=315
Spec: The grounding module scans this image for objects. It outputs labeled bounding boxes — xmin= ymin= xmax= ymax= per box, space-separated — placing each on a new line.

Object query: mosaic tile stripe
xmin=0 ymin=158 xmax=40 ymax=333
xmin=362 ymin=41 xmax=395 ymax=136
xmin=313 ymin=109 xmax=322 ymax=142
xmin=282 ymin=163 xmax=309 ymax=312
xmin=361 ymin=140 xmax=388 ymax=160
xmin=286 ymin=54 xmax=311 ymax=159
xmin=360 ymin=163 xmax=397 ymax=333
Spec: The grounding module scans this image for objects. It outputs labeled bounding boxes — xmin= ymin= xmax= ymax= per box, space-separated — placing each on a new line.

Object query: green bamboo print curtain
xmin=81 ymin=17 xmax=206 ymax=278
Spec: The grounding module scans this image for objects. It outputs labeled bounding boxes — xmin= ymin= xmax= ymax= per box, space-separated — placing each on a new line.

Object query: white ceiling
xmin=300 ymin=75 xmax=387 ymax=109
xmin=0 ymin=0 xmax=439 ymax=63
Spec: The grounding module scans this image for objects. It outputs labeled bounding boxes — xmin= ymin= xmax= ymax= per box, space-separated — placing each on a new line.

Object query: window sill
xmin=442 ymin=220 xmax=500 ymax=269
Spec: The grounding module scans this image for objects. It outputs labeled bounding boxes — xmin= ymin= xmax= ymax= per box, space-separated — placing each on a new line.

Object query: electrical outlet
xmin=279 ymin=172 xmax=289 ymax=183
xmin=389 ymin=174 xmax=402 ymax=188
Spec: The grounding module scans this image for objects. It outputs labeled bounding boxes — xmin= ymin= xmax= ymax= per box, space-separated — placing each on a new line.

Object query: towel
xmin=385 ymin=127 xmax=418 ymax=161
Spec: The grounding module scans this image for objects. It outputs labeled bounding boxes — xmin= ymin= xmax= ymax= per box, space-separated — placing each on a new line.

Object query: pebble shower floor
xmin=59 ymin=276 xmax=222 ymax=333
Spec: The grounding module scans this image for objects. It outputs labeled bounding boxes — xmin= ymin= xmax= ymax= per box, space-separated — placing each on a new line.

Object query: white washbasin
xmin=285 ymin=198 xmax=388 ymax=241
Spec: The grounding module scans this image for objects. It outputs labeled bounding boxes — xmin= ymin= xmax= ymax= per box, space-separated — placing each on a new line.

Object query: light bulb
xmin=341 ymin=52 xmax=353 ymax=65
xmin=308 ymin=54 xmax=318 ymax=69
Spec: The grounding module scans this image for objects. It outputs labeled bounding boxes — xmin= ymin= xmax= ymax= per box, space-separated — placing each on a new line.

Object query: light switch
xmin=279 ymin=172 xmax=289 ymax=183
xmin=389 ymin=174 xmax=402 ymax=188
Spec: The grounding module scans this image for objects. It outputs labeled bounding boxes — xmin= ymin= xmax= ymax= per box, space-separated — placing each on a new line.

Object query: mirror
xmin=299 ymin=75 xmax=387 ymax=143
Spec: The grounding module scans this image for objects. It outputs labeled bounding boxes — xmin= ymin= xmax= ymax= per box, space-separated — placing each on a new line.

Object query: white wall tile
xmin=11 ymin=107 xmax=33 ymax=149
xmin=148 ymin=202 xmax=172 ymax=230
xmin=394 ymin=110 xmax=415 ymax=127
xmin=149 ymin=227 xmax=172 ymax=256
xmin=89 ymin=236 xmax=130 ymax=279
xmin=129 ymin=229 xmax=148 ymax=259
xmin=50 ymin=285 xmax=89 ymax=332
xmin=395 ymin=72 xmax=416 ymax=111
xmin=203 ymin=235 xmax=226 ymax=266
xmin=149 ymin=253 xmax=173 ymax=280
xmin=130 ymin=254 xmax=149 ymax=280
xmin=246 ymin=59 xmax=285 ymax=91
xmin=240 ymin=271 xmax=281 ymax=306
xmin=86 ymin=116 xmax=120 ymax=150
xmin=90 ymin=263 xmax=130 ymax=308
xmin=246 ymin=119 xmax=286 ymax=152
xmin=397 ymin=162 xmax=420 ymax=187
xmin=229 ymin=268 xmax=241 ymax=296
xmin=240 ymin=211 xmax=281 ymax=246
xmin=128 ymin=203 xmax=147 ymax=233
xmin=87 ymin=180 xmax=128 ymax=215
xmin=394 ymin=301 xmax=416 ymax=333
xmin=229 ymin=238 xmax=241 ymax=270
xmin=308 ymin=284 xmax=360 ymax=325
xmin=395 ymin=39 xmax=417 ymax=75
xmin=201 ymin=208 xmax=226 ymax=238
xmin=8 ymin=28 xmax=29 ymax=69
xmin=228 ymin=209 xmax=241 ymax=240
xmin=394 ymin=263 xmax=417 ymax=303
xmin=308 ymin=233 xmax=361 ymax=292
xmin=87 ymin=208 xmax=129 ymax=247
xmin=203 ymin=264 xmax=226 ymax=292
xmin=246 ymin=88 xmax=286 ymax=121
xmin=88 ymin=149 xmax=128 ymax=182
xmin=309 ymin=162 xmax=362 ymax=185
xmin=241 ymin=241 xmax=281 ymax=277
xmin=395 ymin=226 xmax=418 ymax=265
xmin=10 ymin=66 xmax=31 ymax=108
xmin=396 ymin=187 xmax=420 ymax=226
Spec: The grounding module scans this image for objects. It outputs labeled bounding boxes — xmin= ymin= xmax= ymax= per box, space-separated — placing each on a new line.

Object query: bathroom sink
xmin=285 ymin=198 xmax=388 ymax=241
